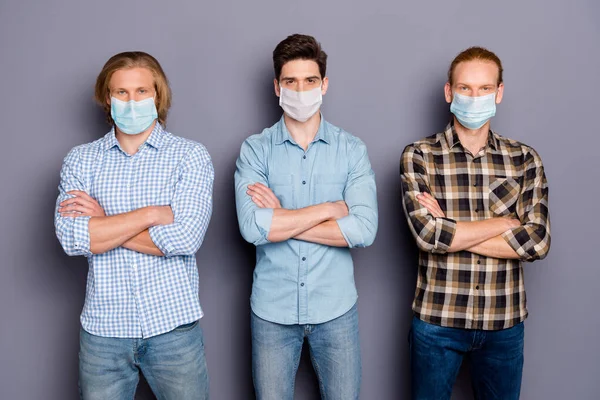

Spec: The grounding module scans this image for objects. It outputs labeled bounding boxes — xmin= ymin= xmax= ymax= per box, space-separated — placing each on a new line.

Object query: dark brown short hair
xmin=448 ymin=46 xmax=504 ymax=86
xmin=94 ymin=51 xmax=172 ymax=126
xmin=273 ymin=34 xmax=328 ymax=80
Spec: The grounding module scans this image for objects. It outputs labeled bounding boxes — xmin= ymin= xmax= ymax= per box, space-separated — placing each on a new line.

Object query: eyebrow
xmin=281 ymin=76 xmax=321 ymax=81
xmin=455 ymin=82 xmax=497 ymax=87
xmin=111 ymin=86 xmax=152 ymax=91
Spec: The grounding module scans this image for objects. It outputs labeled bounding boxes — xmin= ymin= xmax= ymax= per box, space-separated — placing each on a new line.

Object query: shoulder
xmin=405 ymin=132 xmax=444 ymax=154
xmin=494 ymin=132 xmax=544 ymax=165
xmin=62 ymin=135 xmax=107 ymax=165
xmin=238 ymin=122 xmax=280 ymax=160
xmin=325 ymin=121 xmax=367 ymax=153
xmin=165 ymin=132 xmax=212 ymax=164
xmin=401 ymin=131 xmax=443 ymax=160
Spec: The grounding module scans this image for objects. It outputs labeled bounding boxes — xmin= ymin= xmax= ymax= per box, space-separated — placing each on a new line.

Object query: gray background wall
xmin=0 ymin=0 xmax=598 ymax=399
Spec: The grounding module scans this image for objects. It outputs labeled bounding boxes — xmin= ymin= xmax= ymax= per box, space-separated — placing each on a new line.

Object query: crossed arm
xmin=246 ymin=183 xmax=349 ymax=246
xmin=400 ymin=144 xmax=550 ymax=261
xmin=415 ymin=192 xmax=520 ymax=259
xmin=55 ymin=146 xmax=214 ymax=258
xmin=234 ymin=138 xmax=378 ymax=249
xmin=59 ymin=191 xmax=172 ymax=256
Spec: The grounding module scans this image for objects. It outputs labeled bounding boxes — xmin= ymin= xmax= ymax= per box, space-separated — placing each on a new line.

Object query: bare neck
xmin=453 ymin=117 xmax=491 ymax=156
xmin=284 ymin=112 xmax=321 ymax=151
xmin=115 ymin=120 xmax=157 ymax=155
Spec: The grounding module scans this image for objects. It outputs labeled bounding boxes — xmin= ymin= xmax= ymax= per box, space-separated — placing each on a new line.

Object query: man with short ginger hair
xmin=401 ymin=47 xmax=551 ymax=399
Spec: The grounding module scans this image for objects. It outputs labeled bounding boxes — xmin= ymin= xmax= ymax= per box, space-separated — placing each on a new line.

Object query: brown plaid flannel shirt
xmin=400 ymin=123 xmax=551 ymax=330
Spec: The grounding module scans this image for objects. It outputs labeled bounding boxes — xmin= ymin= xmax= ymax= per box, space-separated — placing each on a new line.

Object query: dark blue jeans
xmin=409 ymin=316 xmax=524 ymax=400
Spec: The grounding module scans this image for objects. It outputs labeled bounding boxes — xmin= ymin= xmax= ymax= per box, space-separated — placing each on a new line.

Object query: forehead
xmin=453 ymin=60 xmax=499 ymax=85
xmin=109 ymin=67 xmax=154 ymax=88
xmin=280 ymin=59 xmax=321 ymax=79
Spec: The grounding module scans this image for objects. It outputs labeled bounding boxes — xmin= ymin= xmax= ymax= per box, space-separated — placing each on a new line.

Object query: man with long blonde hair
xmin=55 ymin=51 xmax=213 ymax=399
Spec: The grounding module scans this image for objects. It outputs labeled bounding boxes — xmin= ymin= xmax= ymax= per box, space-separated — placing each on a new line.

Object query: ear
xmin=106 ymin=91 xmax=111 ymax=107
xmin=495 ymin=83 xmax=504 ymax=104
xmin=444 ymin=82 xmax=453 ymax=104
xmin=274 ymin=78 xmax=280 ymax=97
xmin=321 ymin=77 xmax=329 ymax=95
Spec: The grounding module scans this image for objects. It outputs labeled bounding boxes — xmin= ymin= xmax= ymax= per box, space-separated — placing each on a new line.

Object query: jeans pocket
xmin=173 ymin=320 xmax=199 ymax=334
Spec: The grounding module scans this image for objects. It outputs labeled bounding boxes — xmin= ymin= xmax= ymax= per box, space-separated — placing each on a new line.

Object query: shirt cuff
xmin=501 ymin=227 xmax=530 ymax=259
xmin=255 ymin=208 xmax=274 ymax=240
xmin=336 ymin=215 xmax=362 ymax=248
xmin=149 ymin=225 xmax=174 ymax=257
xmin=433 ymin=217 xmax=457 ymax=254
xmin=72 ymin=216 xmax=92 ymax=257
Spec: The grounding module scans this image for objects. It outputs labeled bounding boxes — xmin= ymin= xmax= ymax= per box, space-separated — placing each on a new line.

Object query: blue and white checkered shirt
xmin=55 ymin=123 xmax=214 ymax=338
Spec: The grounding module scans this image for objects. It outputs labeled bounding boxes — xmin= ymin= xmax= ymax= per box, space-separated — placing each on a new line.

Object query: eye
xmin=138 ymin=89 xmax=147 ymax=94
xmin=117 ymin=90 xmax=126 ymax=95
xmin=308 ymin=78 xmax=315 ymax=83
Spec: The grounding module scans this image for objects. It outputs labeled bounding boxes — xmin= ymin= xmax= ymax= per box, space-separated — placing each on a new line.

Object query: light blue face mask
xmin=110 ymin=97 xmax=158 ymax=135
xmin=450 ymin=92 xmax=497 ymax=130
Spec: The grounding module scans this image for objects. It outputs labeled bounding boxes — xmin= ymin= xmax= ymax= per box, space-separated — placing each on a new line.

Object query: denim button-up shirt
xmin=235 ymin=115 xmax=378 ymax=325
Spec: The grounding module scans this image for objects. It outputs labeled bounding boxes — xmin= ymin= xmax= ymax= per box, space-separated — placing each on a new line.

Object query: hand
xmin=416 ymin=192 xmax=445 ymax=218
xmin=329 ymin=201 xmax=349 ymax=220
xmin=151 ymin=206 xmax=174 ymax=226
xmin=247 ymin=183 xmax=282 ymax=209
xmin=505 ymin=218 xmax=521 ymax=229
xmin=59 ymin=191 xmax=106 ymax=218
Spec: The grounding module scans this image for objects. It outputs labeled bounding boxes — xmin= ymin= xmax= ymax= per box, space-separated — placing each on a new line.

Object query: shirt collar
xmin=444 ymin=121 xmax=498 ymax=151
xmin=103 ymin=121 xmax=165 ymax=152
xmin=275 ymin=113 xmax=330 ymax=146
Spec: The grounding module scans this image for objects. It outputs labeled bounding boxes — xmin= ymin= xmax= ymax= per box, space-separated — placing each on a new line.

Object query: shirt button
xmin=475 ymin=209 xmax=480 ymax=213
xmin=473 ymin=183 xmax=478 ymax=187
xmin=476 ymin=285 xmax=480 ymax=290
xmin=302 ymin=257 xmax=306 ymax=261
xmin=303 ymin=155 xmax=306 ymax=159
xmin=302 ymin=180 xmax=306 ymax=185
xmin=300 ymin=283 xmax=305 ymax=287
xmin=477 ymin=260 xmax=481 ymax=264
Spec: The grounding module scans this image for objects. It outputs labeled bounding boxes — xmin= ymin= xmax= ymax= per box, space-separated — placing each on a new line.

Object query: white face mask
xmin=278 ymin=84 xmax=323 ymax=122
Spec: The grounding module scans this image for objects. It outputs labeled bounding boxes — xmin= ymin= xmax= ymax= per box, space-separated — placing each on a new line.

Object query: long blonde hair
xmin=94 ymin=51 xmax=172 ymax=126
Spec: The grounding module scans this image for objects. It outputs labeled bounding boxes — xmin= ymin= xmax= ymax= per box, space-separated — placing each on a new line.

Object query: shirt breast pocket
xmin=488 ymin=176 xmax=521 ymax=216
xmin=313 ymin=173 xmax=347 ymax=204
xmin=268 ymin=174 xmax=294 ymax=209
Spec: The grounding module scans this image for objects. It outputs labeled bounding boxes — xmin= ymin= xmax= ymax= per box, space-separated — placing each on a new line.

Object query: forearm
xmin=89 ymin=207 xmax=157 ymax=254
xmin=467 ymin=235 xmax=520 ymax=259
xmin=294 ymin=220 xmax=348 ymax=247
xmin=122 ymin=230 xmax=164 ymax=256
xmin=448 ymin=218 xmax=516 ymax=252
xmin=268 ymin=203 xmax=334 ymax=243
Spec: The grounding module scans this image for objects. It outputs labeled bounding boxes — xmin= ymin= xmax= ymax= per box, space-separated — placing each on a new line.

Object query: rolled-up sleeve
xmin=54 ymin=148 xmax=92 ymax=257
xmin=234 ymin=139 xmax=273 ymax=246
xmin=336 ymin=138 xmax=378 ymax=248
xmin=502 ymin=148 xmax=551 ymax=261
xmin=149 ymin=145 xmax=214 ymax=257
xmin=400 ymin=144 xmax=456 ymax=254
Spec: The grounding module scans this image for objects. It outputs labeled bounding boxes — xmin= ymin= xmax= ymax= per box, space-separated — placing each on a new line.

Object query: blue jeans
xmin=409 ymin=316 xmax=524 ymax=400
xmin=79 ymin=320 xmax=209 ymax=400
xmin=251 ymin=303 xmax=361 ymax=400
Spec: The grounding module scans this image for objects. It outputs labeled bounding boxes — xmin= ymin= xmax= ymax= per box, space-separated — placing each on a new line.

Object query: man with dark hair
xmin=401 ymin=46 xmax=551 ymax=399
xmin=235 ymin=34 xmax=378 ymax=399
xmin=55 ymin=52 xmax=213 ymax=399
